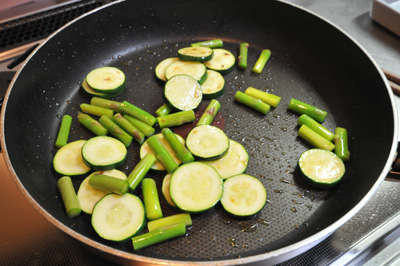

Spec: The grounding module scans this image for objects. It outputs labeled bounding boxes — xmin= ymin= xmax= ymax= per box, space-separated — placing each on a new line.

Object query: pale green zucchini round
xmin=164 ymin=74 xmax=202 ymax=111
xmin=165 ymin=60 xmax=207 ymax=84
xmin=177 ymin=47 xmax=213 ymax=62
xmin=53 ymin=140 xmax=91 ymax=176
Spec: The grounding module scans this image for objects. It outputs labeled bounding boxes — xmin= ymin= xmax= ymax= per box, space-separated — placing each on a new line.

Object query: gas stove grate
xmin=0 ymin=0 xmax=115 ymax=53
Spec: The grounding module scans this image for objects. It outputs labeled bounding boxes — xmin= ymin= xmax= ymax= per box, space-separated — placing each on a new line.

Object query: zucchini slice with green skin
xmin=86 ymin=66 xmax=126 ymax=94
xmin=177 ymin=47 xmax=213 ymax=62
xmin=298 ymin=149 xmax=345 ymax=189
xmin=164 ymin=74 xmax=202 ymax=111
xmin=81 ymin=136 xmax=127 ymax=171
xmin=155 ymin=57 xmax=179 ymax=81
xmin=169 ymin=162 xmax=223 ymax=213
xmin=221 ymin=174 xmax=267 ymax=217
xmin=186 ymin=125 xmax=229 ymax=160
xmin=91 ymin=193 xmax=146 ymax=242
xmin=53 ymin=140 xmax=91 ymax=176
xmin=81 ymin=79 xmax=123 ymax=99
xmin=77 ymin=169 xmax=127 ymax=214
xmin=161 ymin=173 xmax=177 ymax=208
xmin=202 ymin=139 xmax=248 ymax=180
xmin=203 ymin=48 xmax=236 ymax=75
xmin=165 ymin=60 xmax=207 ymax=84
xmin=140 ymin=133 xmax=185 ymax=171
xmin=201 ymin=70 xmax=225 ymax=99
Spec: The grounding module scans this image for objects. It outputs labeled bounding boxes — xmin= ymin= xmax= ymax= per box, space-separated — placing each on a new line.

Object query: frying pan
xmin=1 ymin=0 xmax=398 ymax=265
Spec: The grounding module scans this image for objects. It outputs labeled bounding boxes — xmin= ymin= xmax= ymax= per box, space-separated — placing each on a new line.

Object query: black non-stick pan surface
xmin=1 ymin=0 xmax=398 ymax=265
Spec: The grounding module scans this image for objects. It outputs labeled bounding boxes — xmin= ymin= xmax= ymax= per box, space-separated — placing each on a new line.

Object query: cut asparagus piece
xmin=89 ymin=173 xmax=129 ymax=195
xmin=127 ymin=153 xmax=157 ymax=191
xmin=57 ymin=176 xmax=81 ymax=218
xmin=197 ymin=99 xmax=221 ymax=126
xmin=142 ymin=178 xmax=163 ymax=221
xmin=147 ymin=135 xmax=179 ymax=173
xmin=99 ymin=115 xmax=133 ymax=147
xmin=298 ymin=114 xmax=334 ymax=141
xmin=157 ymin=110 xmax=196 ymax=129
xmin=161 ymin=128 xmax=194 ymax=164
xmin=191 ymin=39 xmax=223 ymax=48
xmin=235 ymin=91 xmax=271 ymax=114
xmin=55 ymin=114 xmax=72 ymax=148
xmin=244 ymin=87 xmax=281 ymax=108
xmin=298 ymin=125 xmax=335 ymax=151
xmin=238 ymin=42 xmax=249 ymax=69
xmin=112 ymin=113 xmax=145 ymax=145
xmin=334 ymin=127 xmax=350 ymax=161
xmin=252 ymin=49 xmax=271 ymax=74
xmin=77 ymin=112 xmax=108 ymax=136
xmin=288 ymin=98 xmax=328 ymax=123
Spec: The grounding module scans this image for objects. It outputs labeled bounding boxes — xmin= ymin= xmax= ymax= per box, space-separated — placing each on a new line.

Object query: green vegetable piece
xmin=155 ymin=103 xmax=172 ymax=117
xmin=77 ymin=111 xmax=108 ymax=136
xmin=197 ymin=99 xmax=221 ymax=126
xmin=146 ymin=135 xmax=179 ymax=173
xmin=112 ymin=113 xmax=145 ymax=145
xmin=191 ymin=39 xmax=223 ymax=48
xmin=298 ymin=125 xmax=335 ymax=151
xmin=142 ymin=178 xmax=163 ymax=221
xmin=252 ymin=49 xmax=271 ymax=74
xmin=131 ymin=223 xmax=186 ymax=250
xmin=119 ymin=101 xmax=157 ymax=127
xmin=157 ymin=110 xmax=196 ymax=129
xmin=127 ymin=153 xmax=157 ymax=191
xmin=123 ymin=114 xmax=155 ymax=137
xmin=80 ymin=103 xmax=114 ymax=117
xmin=90 ymin=97 xmax=123 ymax=111
xmin=244 ymin=87 xmax=281 ymax=108
xmin=55 ymin=115 xmax=72 ymax=148
xmin=238 ymin=42 xmax=249 ymax=69
xmin=288 ymin=98 xmax=328 ymax=123
xmin=57 ymin=176 xmax=81 ymax=218
xmin=147 ymin=213 xmax=192 ymax=232
xmin=298 ymin=114 xmax=334 ymax=141
xmin=99 ymin=115 xmax=133 ymax=147
xmin=89 ymin=173 xmax=129 ymax=195
xmin=334 ymin=127 xmax=350 ymax=161
xmin=235 ymin=91 xmax=271 ymax=114
xmin=161 ymin=128 xmax=194 ymax=164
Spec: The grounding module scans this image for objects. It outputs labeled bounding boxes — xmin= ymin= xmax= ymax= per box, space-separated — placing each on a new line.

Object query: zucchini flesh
xmin=178 ymin=47 xmax=213 ymax=62
xmin=53 ymin=140 xmax=91 ymax=176
xmin=298 ymin=149 xmax=345 ymax=189
xmin=221 ymin=174 xmax=267 ymax=217
xmin=162 ymin=173 xmax=177 ymax=208
xmin=202 ymin=139 xmax=248 ymax=179
xmin=155 ymin=57 xmax=179 ymax=81
xmin=201 ymin=70 xmax=225 ymax=99
xmin=91 ymin=193 xmax=145 ymax=242
xmin=164 ymin=74 xmax=202 ymax=111
xmin=165 ymin=60 xmax=207 ymax=84
xmin=86 ymin=66 xmax=125 ymax=94
xmin=203 ymin=48 xmax=235 ymax=74
xmin=82 ymin=136 xmax=127 ymax=170
xmin=186 ymin=125 xmax=229 ymax=160
xmin=81 ymin=79 xmax=123 ymax=99
xmin=77 ymin=169 xmax=127 ymax=214
xmin=169 ymin=162 xmax=223 ymax=212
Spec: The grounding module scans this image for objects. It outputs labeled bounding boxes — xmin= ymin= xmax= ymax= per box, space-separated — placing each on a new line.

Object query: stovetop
xmin=1 ymin=0 xmax=400 ymax=265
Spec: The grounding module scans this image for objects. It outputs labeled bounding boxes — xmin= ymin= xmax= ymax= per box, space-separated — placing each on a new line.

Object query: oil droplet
xmin=290 ymin=207 xmax=297 ymax=213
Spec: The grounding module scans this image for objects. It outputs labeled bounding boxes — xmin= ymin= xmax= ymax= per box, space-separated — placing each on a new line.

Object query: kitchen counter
xmin=1 ymin=0 xmax=399 ymax=265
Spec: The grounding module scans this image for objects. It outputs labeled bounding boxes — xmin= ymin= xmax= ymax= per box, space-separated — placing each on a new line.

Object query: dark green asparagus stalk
xmin=123 ymin=114 xmax=155 ymax=137
xmin=112 ymin=113 xmax=145 ymax=145
xmin=89 ymin=174 xmax=129 ymax=195
xmin=55 ymin=115 xmax=72 ymax=148
xmin=235 ymin=91 xmax=271 ymax=114
xmin=238 ymin=42 xmax=249 ymax=69
xmin=157 ymin=110 xmax=196 ymax=129
xmin=127 ymin=153 xmax=156 ymax=191
xmin=77 ymin=111 xmax=108 ymax=136
xmin=142 ymin=178 xmax=163 ymax=220
xmin=161 ymin=128 xmax=194 ymax=164
xmin=191 ymin=39 xmax=223 ymax=48
xmin=119 ymin=101 xmax=157 ymax=127
xmin=147 ymin=213 xmax=192 ymax=232
xmin=57 ymin=176 xmax=81 ymax=218
xmin=90 ymin=97 xmax=122 ymax=111
xmin=252 ymin=49 xmax=271 ymax=74
xmin=147 ymin=135 xmax=179 ymax=173
xmin=131 ymin=222 xmax=186 ymax=250
xmin=155 ymin=103 xmax=172 ymax=117
xmin=298 ymin=114 xmax=334 ymax=141
xmin=197 ymin=99 xmax=221 ymax=126
xmin=334 ymin=127 xmax=350 ymax=161
xmin=298 ymin=125 xmax=335 ymax=151
xmin=80 ymin=103 xmax=114 ymax=117
xmin=99 ymin=115 xmax=133 ymax=147
xmin=245 ymin=87 xmax=281 ymax=108
xmin=288 ymin=98 xmax=328 ymax=123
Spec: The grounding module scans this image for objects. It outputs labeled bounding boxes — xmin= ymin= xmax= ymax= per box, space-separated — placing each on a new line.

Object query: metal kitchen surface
xmin=0 ymin=0 xmax=400 ymax=265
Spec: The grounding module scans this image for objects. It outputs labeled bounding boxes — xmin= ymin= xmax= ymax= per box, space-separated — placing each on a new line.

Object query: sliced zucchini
xmin=201 ymin=70 xmax=225 ymax=99
xmin=164 ymin=74 xmax=202 ymax=111
xmin=203 ymin=48 xmax=235 ymax=75
xmin=53 ymin=140 xmax=91 ymax=176
xmin=86 ymin=66 xmax=125 ymax=94
xmin=186 ymin=125 xmax=229 ymax=160
xmin=161 ymin=173 xmax=177 ymax=208
xmin=221 ymin=174 xmax=267 ymax=217
xmin=169 ymin=162 xmax=223 ymax=213
xmin=91 ymin=193 xmax=145 ymax=242
xmin=165 ymin=60 xmax=207 ymax=84
xmin=155 ymin=57 xmax=179 ymax=81
xmin=140 ymin=133 xmax=185 ymax=171
xmin=77 ymin=169 xmax=127 ymax=214
xmin=202 ymin=139 xmax=248 ymax=180
xmin=298 ymin=149 xmax=345 ymax=189
xmin=82 ymin=136 xmax=127 ymax=171
xmin=81 ymin=79 xmax=123 ymax=99
xmin=177 ymin=47 xmax=213 ymax=62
